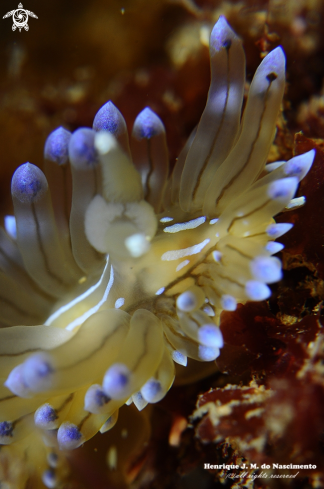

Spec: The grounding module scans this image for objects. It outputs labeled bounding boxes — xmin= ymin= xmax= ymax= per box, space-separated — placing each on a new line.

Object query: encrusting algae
xmin=0 ymin=16 xmax=315 ymax=488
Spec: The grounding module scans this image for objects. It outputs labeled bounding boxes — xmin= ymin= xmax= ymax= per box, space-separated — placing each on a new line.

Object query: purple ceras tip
xmin=132 ymin=107 xmax=165 ymax=140
xmin=4 ymin=364 xmax=32 ymax=398
xmin=252 ymin=46 xmax=285 ymax=95
xmin=11 ymin=163 xmax=48 ymax=204
xmin=103 ymin=363 xmax=131 ymax=400
xmin=141 ymin=378 xmax=162 ymax=403
xmin=84 ymin=384 xmax=111 ymax=413
xmin=245 ymin=280 xmax=271 ymax=301
xmin=268 ymin=177 xmax=298 ymax=201
xmin=44 ymin=127 xmax=71 ymax=165
xmin=42 ymin=468 xmax=57 ymax=489
xmin=34 ymin=403 xmax=58 ymax=429
xmin=250 ymin=256 xmax=282 ymax=284
xmin=57 ymin=422 xmax=84 ymax=450
xmin=210 ymin=16 xmax=236 ymax=53
xmin=284 ymin=149 xmax=315 ymax=180
xmin=198 ymin=324 xmax=224 ymax=349
xmin=198 ymin=344 xmax=220 ymax=362
xmin=68 ymin=128 xmax=98 ymax=169
xmin=23 ymin=352 xmax=54 ymax=393
xmin=0 ymin=421 xmax=13 ymax=439
xmin=93 ymin=100 xmax=126 ymax=136
xmin=266 ymin=223 xmax=293 ymax=239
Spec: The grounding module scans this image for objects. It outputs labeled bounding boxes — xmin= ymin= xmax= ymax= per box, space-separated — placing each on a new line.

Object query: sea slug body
xmin=0 ymin=16 xmax=315 ymax=488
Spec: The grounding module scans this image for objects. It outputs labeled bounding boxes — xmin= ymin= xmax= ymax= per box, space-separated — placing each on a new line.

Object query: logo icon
xmin=3 ymin=3 xmax=38 ymax=32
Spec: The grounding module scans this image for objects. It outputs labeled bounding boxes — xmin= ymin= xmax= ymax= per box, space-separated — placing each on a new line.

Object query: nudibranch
xmin=0 ymin=16 xmax=314 ymax=488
